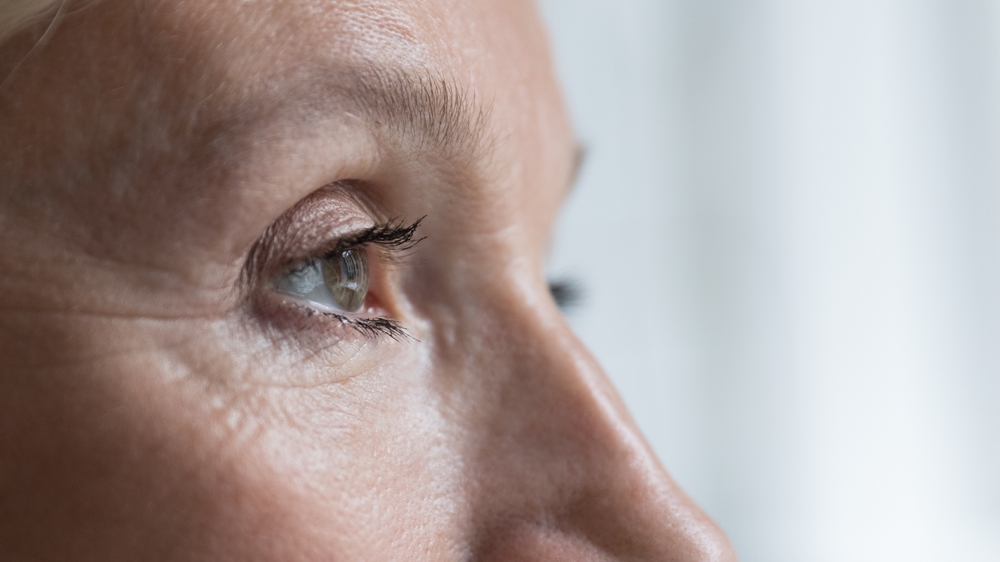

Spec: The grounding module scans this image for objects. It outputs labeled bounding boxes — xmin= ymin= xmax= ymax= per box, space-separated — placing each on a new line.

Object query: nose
xmin=455 ymin=293 xmax=737 ymax=561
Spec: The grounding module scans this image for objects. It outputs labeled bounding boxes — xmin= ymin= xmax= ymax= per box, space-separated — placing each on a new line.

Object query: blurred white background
xmin=539 ymin=1 xmax=1000 ymax=560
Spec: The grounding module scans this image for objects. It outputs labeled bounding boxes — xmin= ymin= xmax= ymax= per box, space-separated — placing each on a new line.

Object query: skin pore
xmin=0 ymin=1 xmax=736 ymax=560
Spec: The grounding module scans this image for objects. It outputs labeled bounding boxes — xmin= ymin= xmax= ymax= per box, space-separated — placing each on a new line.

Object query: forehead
xmin=5 ymin=0 xmax=571 ymax=173
xmin=178 ymin=0 xmax=568 ymax=217
xmin=2 ymin=0 xmax=575 ymax=266
xmin=137 ymin=0 xmax=528 ymax=85
xmin=103 ymin=0 xmax=567 ymax=145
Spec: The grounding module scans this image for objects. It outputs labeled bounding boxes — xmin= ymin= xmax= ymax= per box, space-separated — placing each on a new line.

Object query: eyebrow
xmin=243 ymin=64 xmax=581 ymax=194
xmin=317 ymin=66 xmax=494 ymax=165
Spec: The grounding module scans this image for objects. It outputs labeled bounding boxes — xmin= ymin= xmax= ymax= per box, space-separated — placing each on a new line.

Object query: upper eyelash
xmin=325 ymin=216 xmax=426 ymax=258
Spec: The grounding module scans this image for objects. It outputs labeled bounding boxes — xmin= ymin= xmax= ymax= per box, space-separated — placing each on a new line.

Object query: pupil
xmin=341 ymin=251 xmax=361 ymax=289
xmin=322 ymin=248 xmax=369 ymax=312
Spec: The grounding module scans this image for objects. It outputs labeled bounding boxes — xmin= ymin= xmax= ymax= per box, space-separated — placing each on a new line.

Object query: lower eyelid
xmin=260 ymin=255 xmax=406 ymax=343
xmin=286 ymin=299 xmax=410 ymax=341
xmin=250 ymin=290 xmax=406 ymax=345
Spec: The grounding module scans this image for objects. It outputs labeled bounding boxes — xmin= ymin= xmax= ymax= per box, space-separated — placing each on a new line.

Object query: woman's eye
xmin=275 ymin=248 xmax=370 ymax=313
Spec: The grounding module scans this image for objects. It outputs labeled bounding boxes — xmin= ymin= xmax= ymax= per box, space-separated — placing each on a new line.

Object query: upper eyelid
xmin=239 ymin=193 xmax=425 ymax=300
xmin=277 ymin=217 xmax=425 ymax=272
xmin=268 ymin=216 xmax=425 ymax=293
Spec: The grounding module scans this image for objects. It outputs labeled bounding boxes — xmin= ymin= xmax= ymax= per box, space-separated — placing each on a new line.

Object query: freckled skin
xmin=0 ymin=1 xmax=737 ymax=561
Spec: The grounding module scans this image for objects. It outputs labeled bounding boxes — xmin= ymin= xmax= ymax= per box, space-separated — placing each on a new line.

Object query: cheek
xmin=184 ymin=328 xmax=474 ymax=557
xmin=248 ymin=360 xmax=472 ymax=553
xmin=0 ymin=352 xmax=309 ymax=559
xmin=0 ymin=312 xmax=469 ymax=560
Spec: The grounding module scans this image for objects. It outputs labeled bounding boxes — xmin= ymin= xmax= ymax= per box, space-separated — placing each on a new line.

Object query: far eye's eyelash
xmin=548 ymin=278 xmax=583 ymax=311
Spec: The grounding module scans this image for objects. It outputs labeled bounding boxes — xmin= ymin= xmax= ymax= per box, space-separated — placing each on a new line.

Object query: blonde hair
xmin=0 ymin=0 xmax=64 ymax=45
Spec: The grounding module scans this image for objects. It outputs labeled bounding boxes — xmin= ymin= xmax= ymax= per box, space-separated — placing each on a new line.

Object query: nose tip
xmin=554 ymin=401 xmax=738 ymax=562
xmin=464 ymin=306 xmax=737 ymax=561
xmin=475 ymin=518 xmax=735 ymax=562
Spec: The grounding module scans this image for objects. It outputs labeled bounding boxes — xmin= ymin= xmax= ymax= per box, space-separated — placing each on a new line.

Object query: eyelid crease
xmin=239 ymin=205 xmax=365 ymax=296
xmin=240 ymin=201 xmax=421 ymax=294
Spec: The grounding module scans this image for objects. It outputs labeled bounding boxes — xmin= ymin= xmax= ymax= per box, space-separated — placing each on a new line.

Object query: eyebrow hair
xmin=328 ymin=66 xmax=495 ymax=165
xmin=228 ymin=64 xmax=581 ymax=195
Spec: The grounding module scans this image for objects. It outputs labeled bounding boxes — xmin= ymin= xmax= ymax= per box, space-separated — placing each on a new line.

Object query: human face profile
xmin=0 ymin=1 xmax=735 ymax=560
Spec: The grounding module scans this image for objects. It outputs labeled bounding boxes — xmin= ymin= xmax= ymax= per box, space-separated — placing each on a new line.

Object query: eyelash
xmin=548 ymin=278 xmax=583 ymax=311
xmin=325 ymin=216 xmax=426 ymax=258
xmin=280 ymin=217 xmax=425 ymax=341
xmin=294 ymin=304 xmax=412 ymax=341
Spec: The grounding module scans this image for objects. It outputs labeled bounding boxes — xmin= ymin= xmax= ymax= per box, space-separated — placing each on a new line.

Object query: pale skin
xmin=0 ymin=1 xmax=736 ymax=560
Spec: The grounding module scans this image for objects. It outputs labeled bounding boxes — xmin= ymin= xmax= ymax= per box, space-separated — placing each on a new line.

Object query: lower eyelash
xmin=302 ymin=306 xmax=412 ymax=342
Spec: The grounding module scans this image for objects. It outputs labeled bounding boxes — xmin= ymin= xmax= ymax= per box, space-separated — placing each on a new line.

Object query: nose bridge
xmin=463 ymin=300 xmax=735 ymax=561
